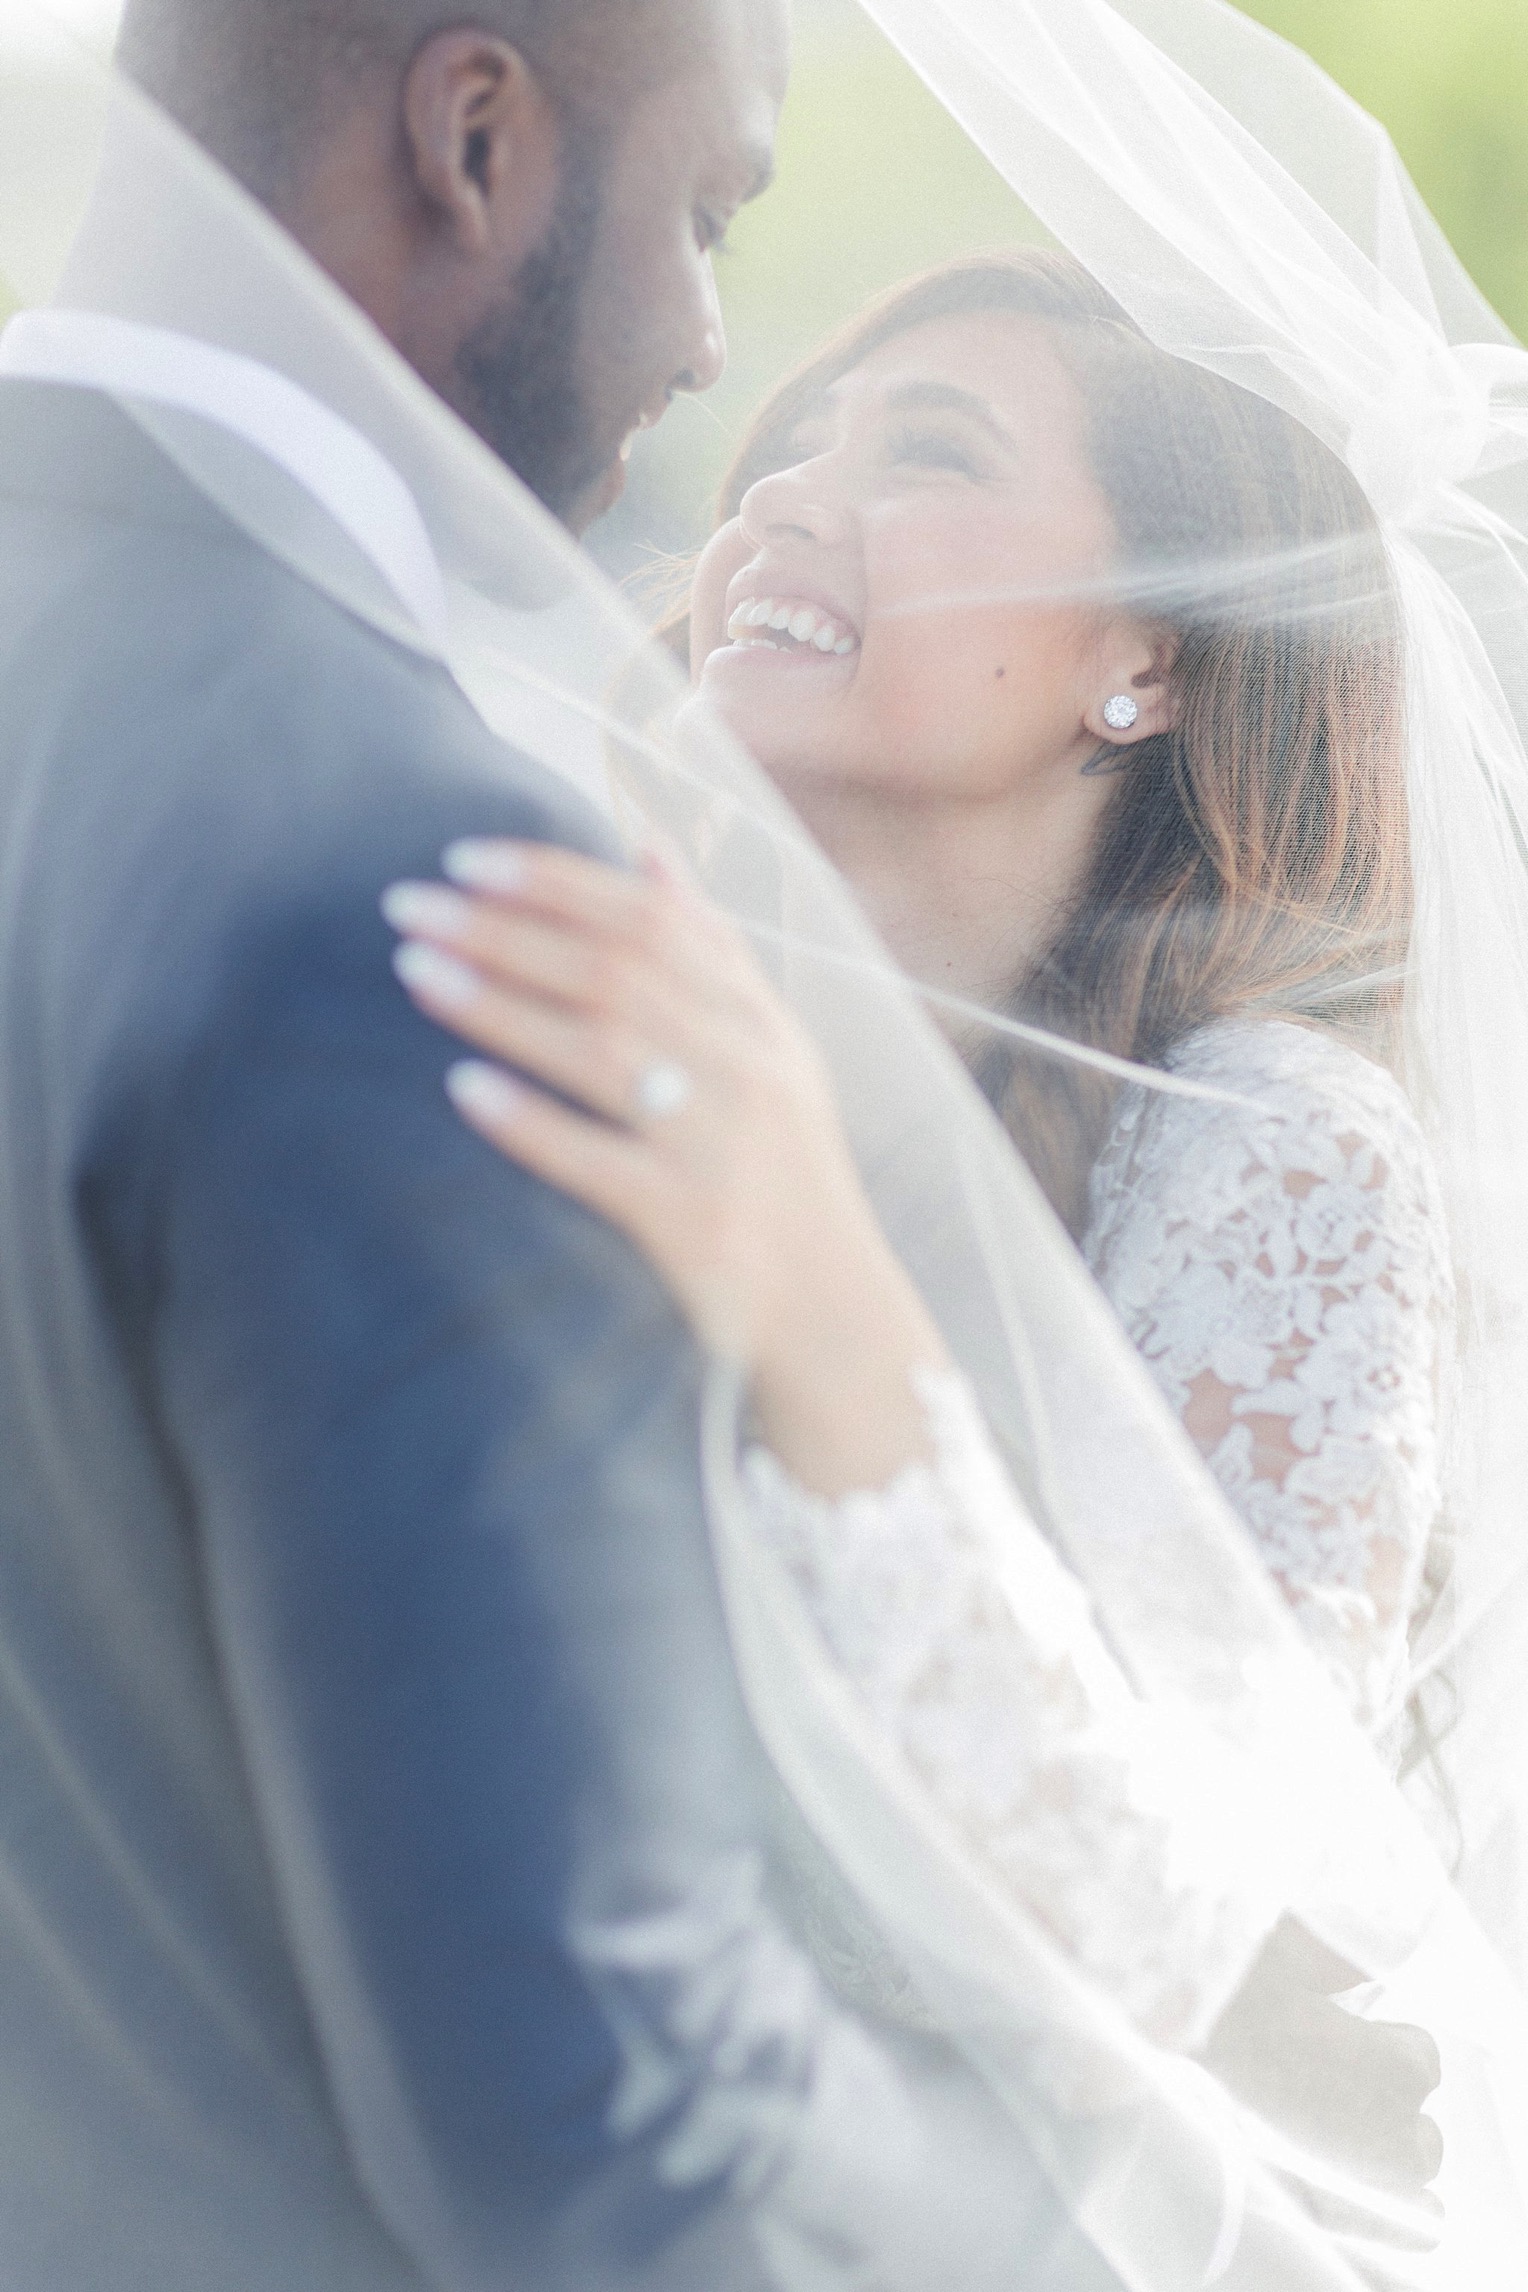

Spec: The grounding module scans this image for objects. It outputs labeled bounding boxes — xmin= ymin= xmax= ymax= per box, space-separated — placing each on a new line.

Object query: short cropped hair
xmin=118 ymin=0 xmax=673 ymax=201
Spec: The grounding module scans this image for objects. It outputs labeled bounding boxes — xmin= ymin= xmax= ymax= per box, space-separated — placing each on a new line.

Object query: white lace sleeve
xmin=744 ymin=1374 xmax=1291 ymax=2051
xmin=1083 ymin=1021 xmax=1453 ymax=1726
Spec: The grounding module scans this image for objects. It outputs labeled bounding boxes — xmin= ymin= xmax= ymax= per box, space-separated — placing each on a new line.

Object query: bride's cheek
xmin=888 ymin=617 xmax=997 ymax=733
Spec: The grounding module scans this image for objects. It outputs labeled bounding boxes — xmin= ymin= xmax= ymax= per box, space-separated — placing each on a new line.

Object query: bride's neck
xmin=783 ymin=773 xmax=1094 ymax=1024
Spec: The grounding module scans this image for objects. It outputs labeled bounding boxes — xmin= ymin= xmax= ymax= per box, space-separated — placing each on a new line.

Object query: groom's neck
xmin=267 ymin=103 xmax=422 ymax=350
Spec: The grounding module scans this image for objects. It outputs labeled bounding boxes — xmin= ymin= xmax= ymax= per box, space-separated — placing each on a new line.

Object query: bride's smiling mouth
xmin=709 ymin=584 xmax=862 ymax=675
xmin=726 ymin=593 xmax=859 ymax=655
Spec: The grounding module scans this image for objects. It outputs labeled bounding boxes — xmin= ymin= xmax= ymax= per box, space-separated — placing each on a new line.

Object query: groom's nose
xmin=670 ymin=263 xmax=727 ymax=399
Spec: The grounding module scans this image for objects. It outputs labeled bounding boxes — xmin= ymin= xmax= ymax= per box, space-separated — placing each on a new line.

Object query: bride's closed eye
xmin=772 ymin=422 xmax=991 ymax=481
xmin=885 ymin=425 xmax=988 ymax=479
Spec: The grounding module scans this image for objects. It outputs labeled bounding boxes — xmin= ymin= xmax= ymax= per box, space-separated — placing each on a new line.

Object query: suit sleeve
xmin=142 ymin=756 xmax=1111 ymax=2292
xmin=139 ymin=762 xmax=791 ymax=2286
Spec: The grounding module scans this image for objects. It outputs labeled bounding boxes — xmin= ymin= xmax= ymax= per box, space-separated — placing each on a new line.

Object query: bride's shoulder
xmin=1088 ymin=1016 xmax=1442 ymax=1249
xmin=1168 ymin=1015 xmax=1420 ymax=1140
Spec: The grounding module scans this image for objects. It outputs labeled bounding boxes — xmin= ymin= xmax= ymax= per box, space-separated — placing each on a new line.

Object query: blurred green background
xmin=600 ymin=0 xmax=1528 ymax=575
xmin=3 ymin=0 xmax=1524 ymax=572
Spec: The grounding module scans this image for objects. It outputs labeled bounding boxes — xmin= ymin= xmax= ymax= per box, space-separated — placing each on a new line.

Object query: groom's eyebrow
xmin=882 ymin=382 xmax=1016 ymax=450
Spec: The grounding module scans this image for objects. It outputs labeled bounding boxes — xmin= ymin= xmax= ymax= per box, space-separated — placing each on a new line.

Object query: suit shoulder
xmin=6 ymin=502 xmax=613 ymax=887
xmin=0 ymin=387 xmax=611 ymax=870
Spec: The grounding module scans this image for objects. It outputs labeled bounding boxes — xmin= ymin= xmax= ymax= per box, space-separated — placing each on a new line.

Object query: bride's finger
xmin=383 ymin=880 xmax=659 ymax=1019
xmin=443 ymin=838 xmax=761 ymax=994
xmin=443 ymin=838 xmax=679 ymax=942
xmin=383 ymin=875 xmax=766 ymax=1050
xmin=445 ymin=1060 xmax=660 ymax=1240
xmin=393 ymin=939 xmax=697 ymax=1130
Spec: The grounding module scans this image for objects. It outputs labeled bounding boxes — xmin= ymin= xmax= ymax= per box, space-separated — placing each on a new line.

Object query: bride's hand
xmin=382 ymin=839 xmax=949 ymax=1494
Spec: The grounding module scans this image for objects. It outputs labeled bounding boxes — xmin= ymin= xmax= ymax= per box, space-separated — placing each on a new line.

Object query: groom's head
xmin=118 ymin=0 xmax=788 ymax=529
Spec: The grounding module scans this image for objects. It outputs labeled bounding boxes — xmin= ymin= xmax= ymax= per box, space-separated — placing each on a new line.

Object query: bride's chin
xmin=676 ymin=670 xmax=778 ymax=752
xmin=685 ymin=648 xmax=839 ymax=751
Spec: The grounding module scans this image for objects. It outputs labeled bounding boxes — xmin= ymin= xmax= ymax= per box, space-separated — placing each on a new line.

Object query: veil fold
xmin=4 ymin=0 xmax=1528 ymax=2282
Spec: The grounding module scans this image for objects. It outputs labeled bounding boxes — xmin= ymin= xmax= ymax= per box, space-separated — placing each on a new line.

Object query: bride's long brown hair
xmin=689 ymin=256 xmax=1450 ymax=1808
xmin=681 ymin=252 xmax=1412 ymax=1238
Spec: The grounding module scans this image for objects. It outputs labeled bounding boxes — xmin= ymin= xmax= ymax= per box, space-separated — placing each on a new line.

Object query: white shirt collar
xmin=0 ymin=307 xmax=451 ymax=649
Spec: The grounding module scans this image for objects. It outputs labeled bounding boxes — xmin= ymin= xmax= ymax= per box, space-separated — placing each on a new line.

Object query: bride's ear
xmin=1080 ymin=626 xmax=1180 ymax=750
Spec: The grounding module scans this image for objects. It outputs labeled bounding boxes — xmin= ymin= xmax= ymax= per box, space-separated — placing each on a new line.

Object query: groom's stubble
xmin=117 ymin=0 xmax=790 ymax=531
xmin=451 ymin=109 xmax=610 ymax=523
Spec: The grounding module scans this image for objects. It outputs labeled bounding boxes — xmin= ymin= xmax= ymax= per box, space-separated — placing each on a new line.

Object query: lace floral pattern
xmin=743 ymin=1020 xmax=1451 ymax=2044
xmin=746 ymin=1374 xmax=1294 ymax=2049
xmin=1083 ymin=1020 xmax=1453 ymax=1725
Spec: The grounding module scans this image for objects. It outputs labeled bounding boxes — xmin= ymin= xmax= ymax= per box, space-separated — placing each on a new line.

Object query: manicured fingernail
xmin=381 ymin=881 xmax=473 ymax=938
xmin=447 ymin=1059 xmax=525 ymax=1125
xmin=393 ymin=940 xmax=480 ymax=1007
xmin=442 ymin=840 xmax=528 ymax=894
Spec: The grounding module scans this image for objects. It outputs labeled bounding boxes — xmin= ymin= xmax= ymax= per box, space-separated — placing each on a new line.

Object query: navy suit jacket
xmin=0 ymin=380 xmax=873 ymax=2291
xmin=0 ymin=377 xmax=1123 ymax=2292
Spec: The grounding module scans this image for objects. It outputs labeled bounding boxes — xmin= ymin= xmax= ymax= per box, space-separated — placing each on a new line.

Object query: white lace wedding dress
xmin=745 ymin=1018 xmax=1454 ymax=2046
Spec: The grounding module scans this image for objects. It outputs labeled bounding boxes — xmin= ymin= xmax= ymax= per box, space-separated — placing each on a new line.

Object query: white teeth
xmin=725 ymin=595 xmax=860 ymax=655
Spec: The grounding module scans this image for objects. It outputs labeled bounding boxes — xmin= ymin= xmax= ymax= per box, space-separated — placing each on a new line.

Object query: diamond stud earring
xmin=1102 ymin=694 xmax=1140 ymax=731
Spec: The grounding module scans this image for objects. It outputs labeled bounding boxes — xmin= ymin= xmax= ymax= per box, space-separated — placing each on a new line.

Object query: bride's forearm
xmin=747 ymin=1210 xmax=952 ymax=1498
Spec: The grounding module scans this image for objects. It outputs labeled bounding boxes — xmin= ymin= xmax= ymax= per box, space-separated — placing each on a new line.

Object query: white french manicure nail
xmin=381 ymin=881 xmax=472 ymax=937
xmin=447 ymin=1059 xmax=525 ymax=1124
xmin=442 ymin=840 xmax=529 ymax=894
xmin=393 ymin=941 xmax=481 ymax=1007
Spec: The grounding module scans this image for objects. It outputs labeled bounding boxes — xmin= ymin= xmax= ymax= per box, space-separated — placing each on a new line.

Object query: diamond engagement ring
xmin=634 ymin=1059 xmax=695 ymax=1121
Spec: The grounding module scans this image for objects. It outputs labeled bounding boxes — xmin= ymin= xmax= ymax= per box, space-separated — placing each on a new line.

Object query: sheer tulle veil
xmin=4 ymin=0 xmax=1528 ymax=2282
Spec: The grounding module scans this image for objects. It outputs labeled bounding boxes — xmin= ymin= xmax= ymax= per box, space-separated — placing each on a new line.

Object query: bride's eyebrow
xmin=880 ymin=381 xmax=1017 ymax=452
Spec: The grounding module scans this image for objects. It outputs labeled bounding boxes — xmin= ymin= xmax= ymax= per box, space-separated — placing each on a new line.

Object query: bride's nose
xmin=738 ymin=460 xmax=853 ymax=550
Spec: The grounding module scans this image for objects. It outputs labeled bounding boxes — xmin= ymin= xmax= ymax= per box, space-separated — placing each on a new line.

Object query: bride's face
xmin=687 ymin=312 xmax=1125 ymax=801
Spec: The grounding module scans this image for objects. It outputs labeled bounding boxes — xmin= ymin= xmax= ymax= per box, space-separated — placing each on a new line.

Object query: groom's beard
xmin=453 ymin=128 xmax=608 ymax=526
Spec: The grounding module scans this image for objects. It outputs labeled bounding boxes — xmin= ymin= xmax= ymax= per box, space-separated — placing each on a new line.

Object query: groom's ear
xmin=401 ymin=32 xmax=562 ymax=265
